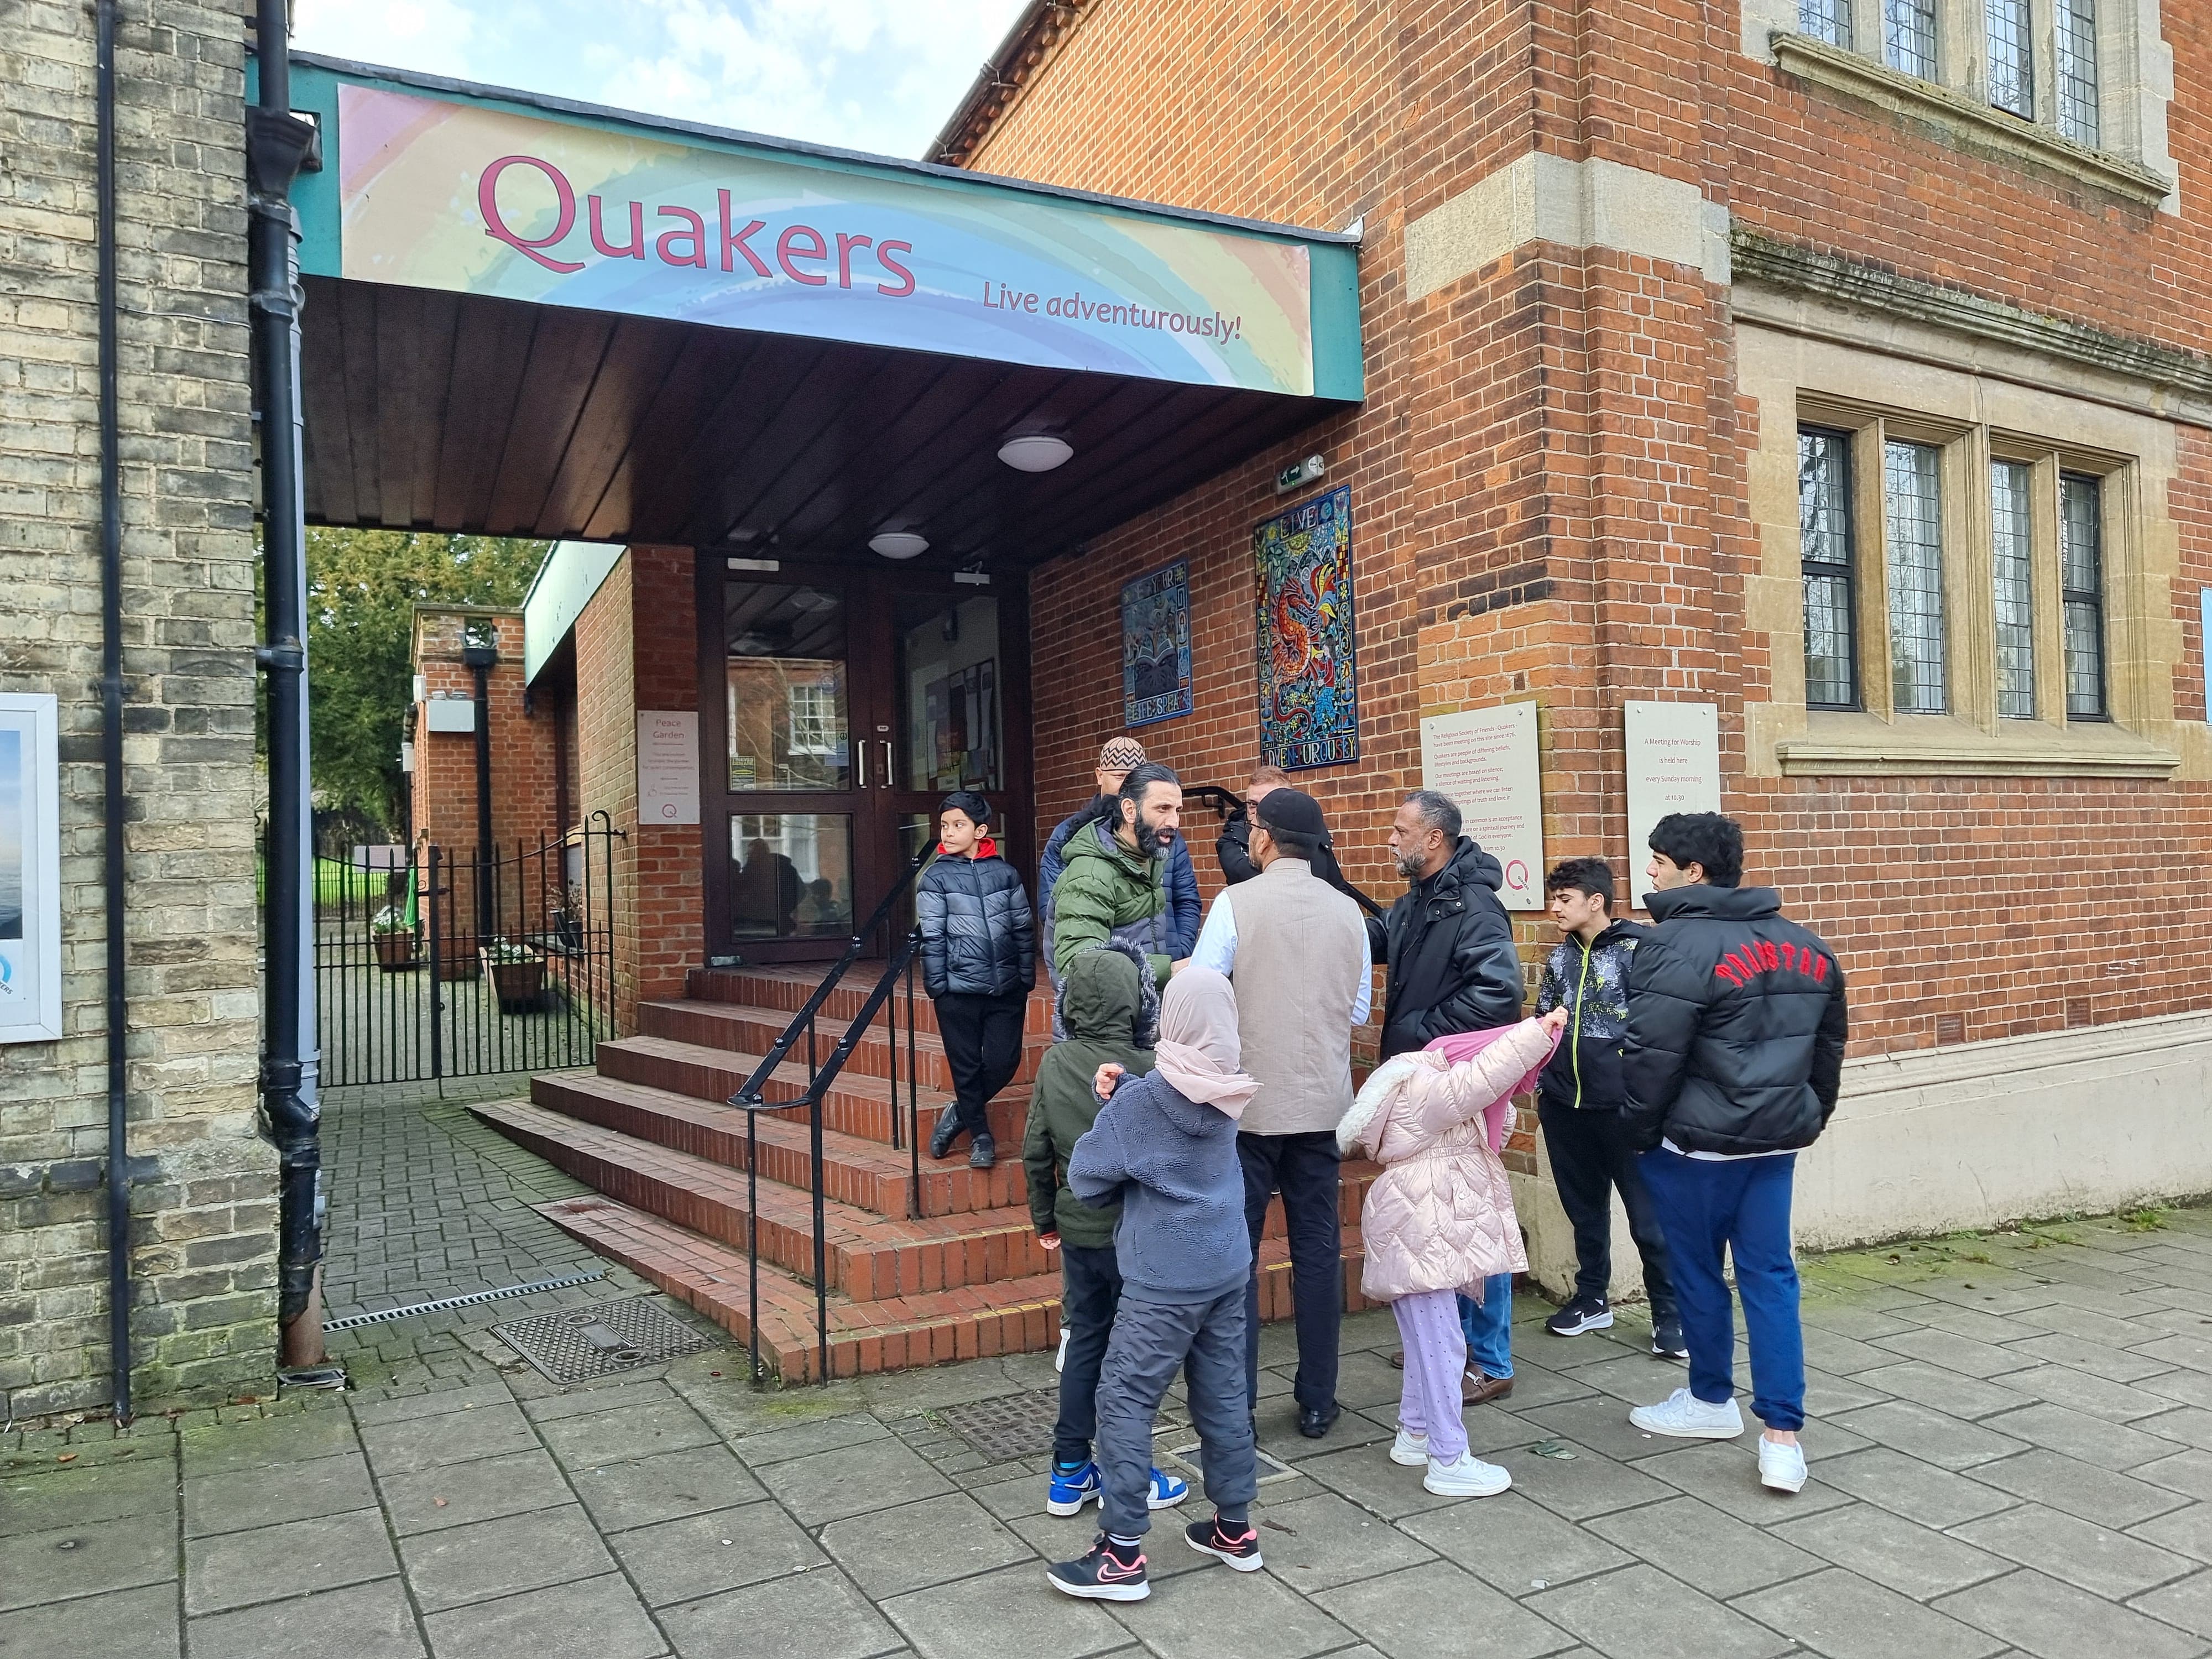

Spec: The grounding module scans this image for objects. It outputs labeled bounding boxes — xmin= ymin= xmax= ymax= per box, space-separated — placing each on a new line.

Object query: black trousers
xmin=1238 ymin=1130 xmax=1342 ymax=1414
xmin=1538 ymin=1095 xmax=1677 ymax=1317
xmin=933 ymin=990 xmax=1027 ymax=1139
xmin=1053 ymin=1240 xmax=1120 ymax=1464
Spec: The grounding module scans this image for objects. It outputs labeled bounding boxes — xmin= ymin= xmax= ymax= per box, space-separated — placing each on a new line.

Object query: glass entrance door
xmin=702 ymin=561 xmax=1028 ymax=963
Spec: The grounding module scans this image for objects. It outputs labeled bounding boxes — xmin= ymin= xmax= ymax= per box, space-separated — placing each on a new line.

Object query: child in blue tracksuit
xmin=1045 ymin=967 xmax=1264 ymax=1603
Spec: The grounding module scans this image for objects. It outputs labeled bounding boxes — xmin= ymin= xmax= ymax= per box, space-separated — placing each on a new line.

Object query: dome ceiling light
xmin=997 ymin=434 xmax=1073 ymax=473
xmin=869 ymin=530 xmax=929 ymax=561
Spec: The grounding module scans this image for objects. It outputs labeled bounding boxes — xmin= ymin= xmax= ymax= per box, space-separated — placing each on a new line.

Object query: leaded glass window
xmin=2060 ymin=474 xmax=2106 ymax=717
xmin=2056 ymin=0 xmax=2100 ymax=145
xmin=1799 ymin=0 xmax=1850 ymax=48
xmin=1885 ymin=0 xmax=1937 ymax=79
xmin=1884 ymin=440 xmax=1947 ymax=713
xmin=1799 ymin=429 xmax=1860 ymax=709
xmin=1986 ymin=0 xmax=2033 ymax=117
xmin=1991 ymin=461 xmax=2036 ymax=718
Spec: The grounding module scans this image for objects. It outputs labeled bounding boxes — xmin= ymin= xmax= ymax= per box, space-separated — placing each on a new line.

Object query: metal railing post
xmin=747 ymin=1105 xmax=762 ymax=1388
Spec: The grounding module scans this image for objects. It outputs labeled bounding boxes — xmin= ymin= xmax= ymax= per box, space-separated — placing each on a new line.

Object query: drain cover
xmin=1164 ymin=1440 xmax=1298 ymax=1486
xmin=493 ymin=1296 xmax=712 ymax=1385
xmin=939 ymin=1389 xmax=1065 ymax=1461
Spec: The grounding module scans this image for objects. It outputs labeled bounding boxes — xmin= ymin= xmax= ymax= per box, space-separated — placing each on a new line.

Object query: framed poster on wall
xmin=1120 ymin=560 xmax=1192 ymax=728
xmin=1254 ymin=484 xmax=1358 ymax=770
xmin=0 ymin=693 xmax=62 ymax=1044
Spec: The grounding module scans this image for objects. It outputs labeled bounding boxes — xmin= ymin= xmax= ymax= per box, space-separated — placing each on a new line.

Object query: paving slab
xmin=349 ymin=1379 xmax=518 ymax=1427
xmin=1989 ymin=1363 xmax=2191 ymax=1422
xmin=756 ymin=1437 xmax=953 ymax=1528
xmin=185 ymin=1575 xmax=425 ymax=1659
xmin=2132 ymin=1503 xmax=2212 ymax=1568
xmin=1292 ymin=1443 xmax=1463 ymax=1520
xmin=879 ymin=1560 xmax=1129 ymax=1659
xmin=1980 ymin=1402 xmax=2180 ymax=1469
xmin=1491 ymin=1439 xmax=1677 ymax=1523
xmin=1311 ymin=1558 xmax=1571 ymax=1659
xmin=184 ymin=1509 xmax=398 ymax=1614
xmin=1936 ymin=1567 xmax=2208 ymax=1659
xmin=656 ymin=1565 xmax=899 ymax=1659
xmin=1637 ymin=1439 xmax=1852 ymax=1526
xmin=360 ymin=1404 xmax=539 ymax=1477
xmin=1525 ymin=1562 xmax=1792 ymax=1659
xmin=534 ymin=1399 xmax=723 ymax=1468
xmin=1966 ymin=1448 xmax=2192 ymax=1529
xmin=395 ymin=1502 xmax=617 ymax=1613
xmin=818 ymin=1490 xmax=1032 ymax=1599
xmin=1585 ymin=1494 xmax=1822 ymax=1599
xmin=569 ymin=1443 xmax=767 ymax=1533
xmin=1853 ymin=1363 xmax=2037 ymax=1421
xmin=727 ymin=1412 xmax=892 ymax=1468
xmin=185 ymin=1449 xmax=378 ymax=1537
xmin=181 ymin=1409 xmax=361 ymax=1475
xmin=2131 ymin=1571 xmax=2212 ymax=1641
xmin=1825 ymin=1400 xmax=2028 ymax=1469
xmin=378 ymin=1446 xmax=576 ymax=1534
xmin=2139 ymin=1452 xmax=2212 ymax=1506
xmin=420 ymin=1571 xmax=666 ymax=1659
xmin=1952 ymin=1503 xmax=2195 ymax=1599
xmin=0 ymin=1583 xmax=181 ymax=1659
xmin=606 ymin=1500 xmax=827 ymax=1606
xmin=0 ymin=1457 xmax=178 ymax=1539
xmin=1733 ymin=1564 xmax=2006 ymax=1659
xmin=1771 ymin=1501 xmax=2007 ymax=1600
xmin=1396 ymin=1489 xmax=1621 ymax=1594
xmin=518 ymin=1378 xmax=680 ymax=1422
xmin=1872 ymin=1327 xmax=2037 ymax=1381
xmin=1815 ymin=1447 xmax=2020 ymax=1528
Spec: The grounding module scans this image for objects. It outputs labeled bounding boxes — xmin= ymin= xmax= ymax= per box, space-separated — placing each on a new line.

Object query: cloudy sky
xmin=292 ymin=0 xmax=1030 ymax=160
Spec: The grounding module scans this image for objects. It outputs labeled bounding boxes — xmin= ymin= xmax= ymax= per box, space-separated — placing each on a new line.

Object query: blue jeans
xmin=1458 ymin=1274 xmax=1514 ymax=1380
xmin=1637 ymin=1147 xmax=1806 ymax=1432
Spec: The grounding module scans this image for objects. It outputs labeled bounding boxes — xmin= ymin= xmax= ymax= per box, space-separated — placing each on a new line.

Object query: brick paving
xmin=12 ymin=1174 xmax=2212 ymax=1658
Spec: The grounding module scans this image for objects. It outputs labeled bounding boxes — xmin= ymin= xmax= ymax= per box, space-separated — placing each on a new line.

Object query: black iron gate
xmin=314 ymin=813 xmax=623 ymax=1086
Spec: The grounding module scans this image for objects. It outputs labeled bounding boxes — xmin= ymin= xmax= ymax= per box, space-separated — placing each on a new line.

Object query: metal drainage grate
xmin=938 ymin=1389 xmax=1067 ymax=1462
xmin=322 ymin=1270 xmax=605 ymax=1333
xmin=493 ymin=1295 xmax=713 ymax=1385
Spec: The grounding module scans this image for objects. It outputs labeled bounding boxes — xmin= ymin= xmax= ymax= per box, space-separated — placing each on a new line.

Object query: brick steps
xmin=538 ymin=1191 xmax=1374 ymax=1384
xmin=685 ymin=965 xmax=1056 ymax=1040
xmin=527 ymin=1068 xmax=1026 ymax=1218
xmin=638 ymin=998 xmax=1042 ymax=1095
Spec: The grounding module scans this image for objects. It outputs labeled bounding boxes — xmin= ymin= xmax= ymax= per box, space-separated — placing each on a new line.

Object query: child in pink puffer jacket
xmin=1338 ymin=1008 xmax=1565 ymax=1497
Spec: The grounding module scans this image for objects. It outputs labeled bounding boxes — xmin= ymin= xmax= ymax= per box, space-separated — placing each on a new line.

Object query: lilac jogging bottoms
xmin=1391 ymin=1288 xmax=1468 ymax=1462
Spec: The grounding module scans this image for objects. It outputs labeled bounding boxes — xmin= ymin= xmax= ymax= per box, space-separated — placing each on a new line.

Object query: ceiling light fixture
xmin=997 ymin=434 xmax=1073 ymax=473
xmin=869 ymin=530 xmax=929 ymax=561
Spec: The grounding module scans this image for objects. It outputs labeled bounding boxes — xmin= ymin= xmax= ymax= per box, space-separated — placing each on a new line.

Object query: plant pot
xmin=483 ymin=952 xmax=547 ymax=1014
xmin=372 ymin=931 xmax=419 ymax=973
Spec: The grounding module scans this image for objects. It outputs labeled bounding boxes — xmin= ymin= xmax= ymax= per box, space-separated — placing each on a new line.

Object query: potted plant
xmin=479 ymin=937 xmax=547 ymax=1013
xmin=369 ymin=905 xmax=418 ymax=972
xmin=548 ymin=883 xmax=586 ymax=953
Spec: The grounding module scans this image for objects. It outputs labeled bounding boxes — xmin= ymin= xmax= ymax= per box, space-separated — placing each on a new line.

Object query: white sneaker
xmin=1424 ymin=1451 xmax=1512 ymax=1498
xmin=1759 ymin=1434 xmax=1808 ymax=1493
xmin=1629 ymin=1387 xmax=1745 ymax=1440
xmin=1389 ymin=1426 xmax=1430 ymax=1466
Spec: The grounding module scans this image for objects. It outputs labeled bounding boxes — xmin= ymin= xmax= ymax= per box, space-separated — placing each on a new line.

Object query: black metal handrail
xmin=730 ymin=927 xmax=924 ymax=1387
xmin=1185 ymin=782 xmax=1386 ymax=916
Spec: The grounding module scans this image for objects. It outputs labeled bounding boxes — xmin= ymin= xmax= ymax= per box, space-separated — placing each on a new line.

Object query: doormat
xmin=493 ymin=1296 xmax=713 ymax=1385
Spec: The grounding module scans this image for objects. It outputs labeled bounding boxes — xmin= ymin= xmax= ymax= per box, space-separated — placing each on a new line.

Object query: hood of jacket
xmin=1065 ymin=815 xmax=1159 ymax=883
xmin=1423 ymin=837 xmax=1503 ymax=898
xmin=1057 ymin=942 xmax=1158 ymax=1046
xmin=1645 ymin=884 xmax=1782 ymax=924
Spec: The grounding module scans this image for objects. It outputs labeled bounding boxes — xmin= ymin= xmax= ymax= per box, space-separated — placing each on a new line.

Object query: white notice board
xmin=637 ymin=711 xmax=701 ymax=827
xmin=1419 ymin=701 xmax=1545 ymax=911
xmin=1623 ymin=700 xmax=1721 ymax=909
xmin=0 ymin=693 xmax=62 ymax=1043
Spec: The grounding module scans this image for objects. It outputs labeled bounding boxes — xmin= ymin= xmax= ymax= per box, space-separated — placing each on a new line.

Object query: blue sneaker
xmin=1047 ymin=1460 xmax=1103 ymax=1517
xmin=1046 ymin=1461 xmax=1188 ymax=1516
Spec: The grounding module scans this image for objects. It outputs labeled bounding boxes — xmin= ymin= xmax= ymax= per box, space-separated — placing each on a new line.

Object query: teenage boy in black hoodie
xmin=1533 ymin=859 xmax=1682 ymax=1358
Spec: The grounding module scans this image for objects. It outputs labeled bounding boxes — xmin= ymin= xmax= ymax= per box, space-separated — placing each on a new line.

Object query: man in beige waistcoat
xmin=1186 ymin=787 xmax=1371 ymax=1439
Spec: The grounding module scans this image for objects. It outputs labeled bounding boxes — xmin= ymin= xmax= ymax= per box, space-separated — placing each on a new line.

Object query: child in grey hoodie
xmin=1046 ymin=967 xmax=1262 ymax=1603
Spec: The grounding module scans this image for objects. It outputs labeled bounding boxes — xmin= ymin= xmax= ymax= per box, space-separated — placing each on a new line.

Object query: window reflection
xmin=729 ymin=813 xmax=853 ymax=941
xmin=727 ymin=583 xmax=848 ymax=792
xmin=897 ymin=594 xmax=1001 ymax=792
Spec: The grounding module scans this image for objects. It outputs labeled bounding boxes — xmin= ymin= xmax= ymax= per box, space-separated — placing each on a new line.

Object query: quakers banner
xmin=336 ymin=85 xmax=1317 ymax=397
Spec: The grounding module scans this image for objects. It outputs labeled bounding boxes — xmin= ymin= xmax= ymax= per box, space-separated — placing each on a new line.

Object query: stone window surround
xmin=1738 ymin=322 xmax=2193 ymax=780
xmin=1741 ymin=0 xmax=2177 ymax=212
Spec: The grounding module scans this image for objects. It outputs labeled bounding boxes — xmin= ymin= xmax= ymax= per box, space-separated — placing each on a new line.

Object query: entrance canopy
xmin=277 ymin=55 xmax=1363 ymax=568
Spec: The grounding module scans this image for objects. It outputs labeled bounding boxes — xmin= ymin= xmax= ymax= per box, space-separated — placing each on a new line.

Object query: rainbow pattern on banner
xmin=337 ymin=86 xmax=1316 ymax=397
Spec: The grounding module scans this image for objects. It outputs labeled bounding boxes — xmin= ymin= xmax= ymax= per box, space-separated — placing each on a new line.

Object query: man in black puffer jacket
xmin=1620 ymin=812 xmax=1846 ymax=1500
xmin=1371 ymin=791 xmax=1525 ymax=1061
xmin=918 ymin=791 xmax=1036 ymax=1170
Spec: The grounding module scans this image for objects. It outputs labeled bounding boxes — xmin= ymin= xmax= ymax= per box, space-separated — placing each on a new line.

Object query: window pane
xmin=725 ymin=582 xmax=849 ymax=792
xmin=895 ymin=593 xmax=1003 ymax=792
xmin=1990 ymin=460 xmax=2036 ymax=718
xmin=1798 ymin=428 xmax=1859 ymax=708
xmin=1986 ymin=0 xmax=2032 ymax=116
xmin=2060 ymin=474 xmax=2106 ymax=717
xmin=1884 ymin=440 xmax=1948 ymax=713
xmin=729 ymin=813 xmax=853 ymax=940
xmin=2056 ymin=0 xmax=2100 ymax=145
xmin=1885 ymin=0 xmax=1937 ymax=77
xmin=1800 ymin=0 xmax=1849 ymax=46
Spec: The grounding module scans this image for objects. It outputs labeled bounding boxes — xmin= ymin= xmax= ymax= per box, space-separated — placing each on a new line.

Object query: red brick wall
xmin=410 ymin=609 xmax=562 ymax=860
xmin=974 ymin=0 xmax=2212 ymax=1066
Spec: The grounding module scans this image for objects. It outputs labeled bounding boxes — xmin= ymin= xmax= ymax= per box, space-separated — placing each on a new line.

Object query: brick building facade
xmin=937 ymin=0 xmax=2212 ymax=1277
xmin=0 ymin=0 xmax=275 ymax=1416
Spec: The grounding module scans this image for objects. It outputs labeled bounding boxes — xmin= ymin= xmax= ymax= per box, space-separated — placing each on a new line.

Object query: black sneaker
xmin=969 ymin=1132 xmax=997 ymax=1170
xmin=1047 ymin=1533 xmax=1149 ymax=1601
xmin=1185 ymin=1515 xmax=1264 ymax=1572
xmin=1546 ymin=1296 xmax=1613 ymax=1337
xmin=1652 ymin=1317 xmax=1688 ymax=1361
xmin=927 ymin=1112 xmax=963 ymax=1160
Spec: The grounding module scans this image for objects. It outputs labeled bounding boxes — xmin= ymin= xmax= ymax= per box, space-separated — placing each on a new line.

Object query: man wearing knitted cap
xmin=1188 ymin=786 xmax=1371 ymax=1439
xmin=1037 ymin=738 xmax=1202 ymax=1024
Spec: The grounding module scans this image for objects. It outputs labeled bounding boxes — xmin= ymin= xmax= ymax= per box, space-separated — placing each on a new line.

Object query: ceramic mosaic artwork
xmin=1121 ymin=559 xmax=1193 ymax=727
xmin=1253 ymin=484 xmax=1358 ymax=769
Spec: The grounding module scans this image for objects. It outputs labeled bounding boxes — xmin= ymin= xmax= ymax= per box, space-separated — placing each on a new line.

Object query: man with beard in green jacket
xmin=1024 ymin=944 xmax=1188 ymax=1519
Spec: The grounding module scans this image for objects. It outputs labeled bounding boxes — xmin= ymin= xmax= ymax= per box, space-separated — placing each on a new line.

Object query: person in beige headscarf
xmin=1047 ymin=968 xmax=1265 ymax=1603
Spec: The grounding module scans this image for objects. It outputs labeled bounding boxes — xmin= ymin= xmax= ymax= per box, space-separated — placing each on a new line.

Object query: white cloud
xmin=293 ymin=0 xmax=1029 ymax=159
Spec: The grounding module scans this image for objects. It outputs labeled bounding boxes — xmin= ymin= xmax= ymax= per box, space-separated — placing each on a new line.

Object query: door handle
xmin=880 ymin=739 xmax=893 ymax=787
xmin=855 ymin=738 xmax=866 ymax=789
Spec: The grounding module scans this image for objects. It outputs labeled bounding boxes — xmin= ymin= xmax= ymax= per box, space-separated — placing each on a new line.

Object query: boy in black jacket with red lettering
xmin=1619 ymin=813 xmax=1846 ymax=1499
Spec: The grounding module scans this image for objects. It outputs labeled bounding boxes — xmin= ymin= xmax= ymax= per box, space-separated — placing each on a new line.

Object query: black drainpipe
xmin=93 ymin=0 xmax=130 ymax=1426
xmin=247 ymin=0 xmax=324 ymax=1368
xmin=463 ymin=638 xmax=498 ymax=940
